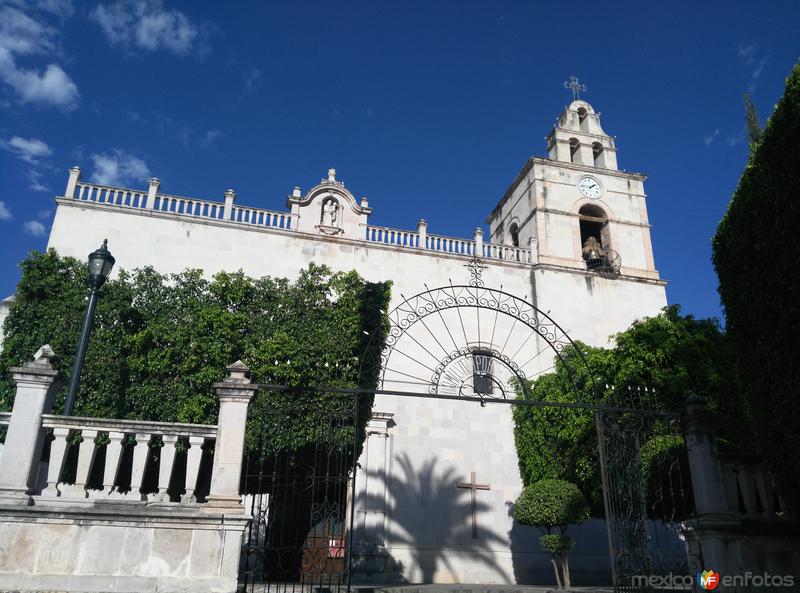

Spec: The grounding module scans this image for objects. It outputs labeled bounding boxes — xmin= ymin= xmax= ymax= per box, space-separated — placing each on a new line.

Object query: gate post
xmin=0 ymin=345 xmax=61 ymax=501
xmin=206 ymin=360 xmax=257 ymax=511
xmin=682 ymin=394 xmax=739 ymax=576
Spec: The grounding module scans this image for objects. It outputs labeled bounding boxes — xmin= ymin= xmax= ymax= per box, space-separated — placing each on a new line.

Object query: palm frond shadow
xmin=359 ymin=453 xmax=511 ymax=583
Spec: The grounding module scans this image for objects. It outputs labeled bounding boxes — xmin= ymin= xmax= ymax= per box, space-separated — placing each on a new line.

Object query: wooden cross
xmin=457 ymin=471 xmax=491 ymax=539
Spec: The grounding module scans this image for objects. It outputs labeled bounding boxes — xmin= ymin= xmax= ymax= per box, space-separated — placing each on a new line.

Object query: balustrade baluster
xmin=60 ymin=429 xmax=98 ymax=498
xmin=42 ymin=427 xmax=70 ymax=497
xmin=154 ymin=435 xmax=178 ymax=502
xmin=182 ymin=436 xmax=205 ymax=503
xmin=102 ymin=431 xmax=125 ymax=497
xmin=129 ymin=433 xmax=152 ymax=501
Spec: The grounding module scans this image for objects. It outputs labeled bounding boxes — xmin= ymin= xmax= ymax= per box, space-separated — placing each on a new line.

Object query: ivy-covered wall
xmin=0 ymin=250 xmax=391 ymax=454
xmin=712 ymin=60 xmax=800 ymax=506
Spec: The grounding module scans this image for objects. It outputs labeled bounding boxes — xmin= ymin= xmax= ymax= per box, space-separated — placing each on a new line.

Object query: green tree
xmin=713 ymin=61 xmax=800 ymax=508
xmin=0 ymin=250 xmax=391 ymax=454
xmin=513 ymin=305 xmax=738 ymax=513
xmin=512 ymin=479 xmax=589 ymax=589
xmin=744 ymin=93 xmax=763 ymax=148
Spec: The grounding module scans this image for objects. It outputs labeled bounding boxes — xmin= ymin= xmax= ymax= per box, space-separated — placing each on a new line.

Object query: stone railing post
xmin=65 ymin=166 xmax=81 ymax=198
xmin=474 ymin=228 xmax=484 ymax=257
xmin=417 ymin=219 xmax=428 ymax=249
xmin=528 ymin=237 xmax=539 ymax=264
xmin=146 ymin=177 xmax=160 ymax=209
xmin=223 ymin=189 xmax=236 ymax=220
xmin=205 ymin=361 xmax=257 ymax=511
xmin=0 ymin=346 xmax=61 ymax=500
xmin=682 ymin=394 xmax=739 ymax=574
xmin=683 ymin=394 xmax=730 ymax=516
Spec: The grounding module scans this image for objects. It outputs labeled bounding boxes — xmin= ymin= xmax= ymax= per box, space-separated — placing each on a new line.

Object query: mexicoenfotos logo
xmin=632 ymin=570 xmax=795 ymax=589
xmin=697 ymin=570 xmax=720 ymax=590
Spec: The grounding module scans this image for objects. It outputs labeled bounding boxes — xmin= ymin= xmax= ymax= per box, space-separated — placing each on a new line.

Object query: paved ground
xmin=353 ymin=586 xmax=613 ymax=593
xmin=242 ymin=584 xmax=614 ymax=593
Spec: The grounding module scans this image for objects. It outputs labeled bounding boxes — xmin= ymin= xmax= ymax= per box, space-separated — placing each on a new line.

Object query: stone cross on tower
xmin=563 ymin=76 xmax=587 ymax=101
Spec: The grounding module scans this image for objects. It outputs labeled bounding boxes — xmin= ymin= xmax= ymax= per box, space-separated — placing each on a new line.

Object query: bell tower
xmin=487 ymin=84 xmax=660 ymax=282
xmin=486 ymin=82 xmax=666 ymax=343
xmin=546 ymin=99 xmax=619 ymax=170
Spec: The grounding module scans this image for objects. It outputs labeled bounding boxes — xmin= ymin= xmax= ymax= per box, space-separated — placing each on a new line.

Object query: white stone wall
xmin=45 ymin=195 xmax=668 ymax=584
xmin=0 ymin=503 xmax=247 ymax=593
xmin=0 ymin=296 xmax=13 ymax=350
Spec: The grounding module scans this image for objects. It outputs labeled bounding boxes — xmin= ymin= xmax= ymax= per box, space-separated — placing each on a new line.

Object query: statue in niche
xmin=322 ymin=198 xmax=339 ymax=227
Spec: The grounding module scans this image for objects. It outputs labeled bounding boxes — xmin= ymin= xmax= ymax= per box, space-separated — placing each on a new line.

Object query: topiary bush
xmin=512 ymin=479 xmax=588 ymax=589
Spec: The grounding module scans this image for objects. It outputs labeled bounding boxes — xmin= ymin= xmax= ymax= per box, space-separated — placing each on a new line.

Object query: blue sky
xmin=0 ymin=0 xmax=797 ymax=322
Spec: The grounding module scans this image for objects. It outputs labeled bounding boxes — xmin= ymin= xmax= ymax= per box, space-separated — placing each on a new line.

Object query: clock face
xmin=578 ymin=176 xmax=602 ymax=199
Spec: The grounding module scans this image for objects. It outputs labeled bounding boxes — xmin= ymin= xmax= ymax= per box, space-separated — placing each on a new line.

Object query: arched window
xmin=579 ymin=204 xmax=609 ymax=250
xmin=509 ymin=222 xmax=520 ymax=247
xmin=592 ymin=142 xmax=605 ymax=168
xmin=569 ymin=138 xmax=580 ymax=163
xmin=577 ymin=107 xmax=589 ymax=133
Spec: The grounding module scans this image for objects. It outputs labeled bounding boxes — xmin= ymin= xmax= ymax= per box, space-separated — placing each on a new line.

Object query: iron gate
xmin=239 ymin=392 xmax=363 ymax=593
xmin=237 ymin=387 xmax=694 ymax=593
xmin=597 ymin=405 xmax=694 ymax=592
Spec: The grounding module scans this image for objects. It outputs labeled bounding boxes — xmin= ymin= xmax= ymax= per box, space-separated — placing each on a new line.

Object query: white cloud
xmin=23 ymin=220 xmax=46 ymax=236
xmin=1 ymin=135 xmax=54 ymax=191
xmin=0 ymin=5 xmax=57 ymax=55
xmin=726 ymin=133 xmax=744 ymax=147
xmin=2 ymin=135 xmax=53 ymax=163
xmin=27 ymin=169 xmax=50 ymax=192
xmin=90 ymin=0 xmax=205 ymax=57
xmin=244 ymin=67 xmax=262 ymax=91
xmin=703 ymin=129 xmax=720 ymax=147
xmin=0 ymin=4 xmax=79 ymax=109
xmin=738 ymin=42 xmax=769 ymax=93
xmin=200 ymin=129 xmax=222 ymax=147
xmin=738 ymin=43 xmax=756 ymax=65
xmin=2 ymin=0 xmax=74 ymax=20
xmin=90 ymin=150 xmax=151 ymax=186
xmin=0 ymin=201 xmax=11 ymax=221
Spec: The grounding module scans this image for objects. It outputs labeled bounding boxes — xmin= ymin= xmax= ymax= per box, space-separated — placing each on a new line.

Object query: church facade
xmin=40 ymin=98 xmax=667 ymax=584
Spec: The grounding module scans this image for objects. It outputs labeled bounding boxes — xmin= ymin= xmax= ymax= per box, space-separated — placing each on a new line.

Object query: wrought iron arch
xmin=358 ymin=273 xmax=595 ymax=401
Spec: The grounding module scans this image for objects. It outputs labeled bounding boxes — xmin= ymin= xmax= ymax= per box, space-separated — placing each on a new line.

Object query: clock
xmin=578 ymin=176 xmax=603 ymax=199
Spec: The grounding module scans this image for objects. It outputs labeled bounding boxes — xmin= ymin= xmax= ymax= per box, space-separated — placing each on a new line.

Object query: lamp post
xmin=64 ymin=239 xmax=116 ymax=416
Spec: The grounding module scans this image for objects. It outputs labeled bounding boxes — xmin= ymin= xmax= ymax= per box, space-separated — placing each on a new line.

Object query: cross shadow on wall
xmin=360 ymin=453 xmax=511 ymax=583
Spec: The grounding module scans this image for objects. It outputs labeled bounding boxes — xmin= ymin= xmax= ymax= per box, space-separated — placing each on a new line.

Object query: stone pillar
xmin=528 ymin=237 xmax=539 ymax=264
xmin=289 ymin=188 xmax=302 ymax=230
xmin=417 ymin=219 xmax=427 ymax=249
xmin=0 ymin=346 xmax=61 ymax=500
xmin=474 ymin=228 xmax=484 ymax=257
xmin=223 ymin=189 xmax=236 ymax=221
xmin=205 ymin=361 xmax=257 ymax=511
xmin=682 ymin=394 xmax=738 ymax=574
xmin=146 ymin=177 xmax=160 ymax=209
xmin=684 ymin=394 xmax=730 ymax=516
xmin=351 ymin=412 xmax=395 ymax=581
xmin=65 ymin=166 xmax=81 ymax=198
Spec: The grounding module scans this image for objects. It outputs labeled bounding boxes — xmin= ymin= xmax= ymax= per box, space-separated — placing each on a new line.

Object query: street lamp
xmin=64 ymin=239 xmax=116 ymax=416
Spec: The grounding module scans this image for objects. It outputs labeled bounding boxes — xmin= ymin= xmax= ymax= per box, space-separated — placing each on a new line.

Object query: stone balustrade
xmin=70 ymin=178 xmax=293 ymax=231
xmin=719 ymin=454 xmax=788 ymax=520
xmin=0 ymin=347 xmax=256 ymax=593
xmin=38 ymin=414 xmax=217 ymax=503
xmin=365 ymin=225 xmax=421 ymax=248
xmin=64 ymin=168 xmax=539 ymax=264
xmin=363 ymin=224 xmax=537 ymax=264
